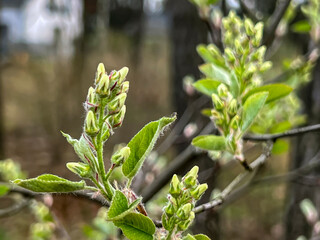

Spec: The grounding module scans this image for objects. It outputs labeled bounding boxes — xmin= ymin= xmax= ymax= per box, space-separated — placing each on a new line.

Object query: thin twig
xmin=0 ymin=198 xmax=31 ymax=217
xmin=193 ymin=141 xmax=273 ymax=214
xmin=239 ymin=0 xmax=259 ymax=22
xmin=244 ymin=124 xmax=320 ymax=142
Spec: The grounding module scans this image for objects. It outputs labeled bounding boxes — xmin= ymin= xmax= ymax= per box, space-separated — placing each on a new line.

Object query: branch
xmin=0 ymin=197 xmax=31 ymax=218
xmin=239 ymin=0 xmax=259 ymax=22
xmin=263 ymin=0 xmax=292 ymax=47
xmin=244 ymin=124 xmax=320 ymax=142
xmin=193 ymin=141 xmax=273 ymax=214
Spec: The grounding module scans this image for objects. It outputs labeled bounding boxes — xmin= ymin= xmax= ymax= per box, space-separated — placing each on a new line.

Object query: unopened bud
xmin=253 ymin=46 xmax=266 ymax=62
xmin=190 ymin=183 xmax=208 ymax=200
xmin=211 ymin=93 xmax=224 ymax=110
xmin=225 ymin=47 xmax=236 ymax=63
xmin=253 ymin=22 xmax=263 ymax=47
xmin=95 ymin=63 xmax=106 ymax=84
xmin=107 ymin=105 xmax=126 ymax=129
xmin=96 ymin=74 xmax=110 ymax=97
xmin=164 ymin=203 xmax=175 ymax=217
xmin=85 ymin=111 xmax=99 ymax=136
xmin=121 ymin=81 xmax=130 ymax=94
xmin=177 ymin=203 xmax=192 ymax=220
xmin=67 ymin=162 xmax=92 ymax=178
xmin=227 ymin=99 xmax=238 ymax=115
xmin=260 ymin=61 xmax=273 ymax=72
xmin=217 ymin=84 xmax=229 ymax=98
xmin=235 ymin=39 xmax=243 ymax=54
xmin=208 ymin=44 xmax=223 ymax=59
xmin=111 ymin=146 xmax=130 ymax=166
xmin=230 ymin=115 xmax=240 ymax=129
xmin=169 ymin=174 xmax=181 ymax=197
xmin=177 ymin=212 xmax=195 ymax=231
xmin=107 ymin=93 xmax=127 ymax=114
xmin=87 ymin=87 xmax=97 ymax=105
xmin=244 ymin=18 xmax=255 ymax=36
xmin=118 ymin=67 xmax=129 ymax=84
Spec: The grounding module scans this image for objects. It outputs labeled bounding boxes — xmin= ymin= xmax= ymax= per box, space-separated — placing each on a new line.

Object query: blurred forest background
xmin=0 ymin=0 xmax=319 ymax=240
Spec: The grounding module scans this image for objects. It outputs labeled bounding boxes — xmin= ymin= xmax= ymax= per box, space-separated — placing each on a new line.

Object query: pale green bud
xmin=87 ymin=87 xmax=97 ymax=106
xmin=224 ymin=31 xmax=233 ymax=45
xmin=111 ymin=146 xmax=130 ymax=166
xmin=230 ymin=115 xmax=240 ymax=129
xmin=85 ymin=111 xmax=99 ymax=136
xmin=253 ymin=46 xmax=266 ymax=62
xmin=211 ymin=93 xmax=224 ymax=110
xmin=227 ymin=99 xmax=238 ymax=116
xmin=118 ymin=67 xmax=129 ymax=84
xmin=184 ymin=166 xmax=199 ymax=180
xmin=183 ymin=175 xmax=197 ymax=188
xmin=177 ymin=212 xmax=195 ymax=231
xmin=101 ymin=122 xmax=111 ymax=141
xmin=107 ymin=105 xmax=126 ymax=129
xmin=169 ymin=174 xmax=181 ymax=197
xmin=121 ymin=81 xmax=129 ymax=94
xmin=224 ymin=47 xmax=236 ymax=63
xmin=107 ymin=93 xmax=127 ymax=114
xmin=207 ymin=44 xmax=222 ymax=59
xmin=235 ymin=39 xmax=243 ymax=55
xmin=217 ymin=84 xmax=229 ymax=98
xmin=244 ymin=18 xmax=255 ymax=36
xmin=95 ymin=63 xmax=106 ymax=84
xmin=164 ymin=203 xmax=175 ymax=217
xmin=177 ymin=203 xmax=192 ymax=220
xmin=190 ymin=183 xmax=208 ymax=200
xmin=253 ymin=22 xmax=264 ymax=47
xmin=260 ymin=61 xmax=273 ymax=72
xmin=244 ymin=64 xmax=257 ymax=79
xmin=67 ymin=162 xmax=92 ymax=178
xmin=96 ymin=74 xmax=110 ymax=97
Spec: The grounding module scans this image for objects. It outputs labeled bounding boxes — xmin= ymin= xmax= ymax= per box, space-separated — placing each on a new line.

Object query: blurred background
xmin=0 ymin=0 xmax=319 ymax=240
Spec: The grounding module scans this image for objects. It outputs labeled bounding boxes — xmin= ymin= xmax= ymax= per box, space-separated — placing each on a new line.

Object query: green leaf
xmin=192 ymin=135 xmax=226 ymax=151
xmin=0 ymin=184 xmax=9 ymax=197
xmin=197 ymin=45 xmax=216 ymax=63
xmin=201 ymin=108 xmax=212 ymax=117
xmin=269 ymin=121 xmax=291 ymax=134
xmin=241 ymin=92 xmax=269 ymax=132
xmin=194 ymin=234 xmax=211 ymax=240
xmin=107 ymin=190 xmax=141 ymax=221
xmin=13 ymin=174 xmax=86 ymax=193
xmin=113 ymin=213 xmax=155 ymax=240
xmin=193 ymin=79 xmax=221 ymax=96
xmin=291 ymin=20 xmax=311 ymax=33
xmin=230 ymin=71 xmax=240 ymax=97
xmin=243 ymin=84 xmax=292 ymax=104
xmin=182 ymin=234 xmax=197 ymax=240
xmin=272 ymin=139 xmax=289 ymax=155
xmin=199 ymin=63 xmax=231 ymax=86
xmin=122 ymin=116 xmax=176 ymax=179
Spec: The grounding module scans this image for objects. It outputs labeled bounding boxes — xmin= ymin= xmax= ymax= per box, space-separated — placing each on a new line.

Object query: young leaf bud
xmin=183 ymin=175 xmax=197 ymax=189
xmin=87 ymin=87 xmax=97 ymax=105
xmin=111 ymin=146 xmax=130 ymax=166
xmin=101 ymin=122 xmax=111 ymax=142
xmin=244 ymin=18 xmax=255 ymax=36
xmin=217 ymin=84 xmax=229 ymax=98
xmin=190 ymin=183 xmax=208 ymax=200
xmin=184 ymin=166 xmax=199 ymax=180
xmin=208 ymin=44 xmax=223 ymax=60
xmin=95 ymin=63 xmax=106 ymax=84
xmin=96 ymin=74 xmax=110 ymax=97
xmin=67 ymin=162 xmax=92 ymax=178
xmin=169 ymin=174 xmax=182 ymax=197
xmin=164 ymin=203 xmax=175 ymax=217
xmin=253 ymin=46 xmax=266 ymax=62
xmin=118 ymin=67 xmax=129 ymax=84
xmin=107 ymin=93 xmax=127 ymax=114
xmin=227 ymin=99 xmax=238 ymax=116
xmin=235 ymin=39 xmax=243 ymax=55
xmin=253 ymin=22 xmax=263 ymax=47
xmin=177 ymin=203 xmax=192 ymax=220
xmin=211 ymin=93 xmax=224 ymax=110
xmin=84 ymin=111 xmax=99 ymax=136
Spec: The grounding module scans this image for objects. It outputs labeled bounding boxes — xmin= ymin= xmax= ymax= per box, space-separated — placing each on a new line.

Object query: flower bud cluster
xmin=84 ymin=63 xmax=129 ymax=138
xmin=221 ymin=11 xmax=272 ymax=91
xmin=162 ymin=166 xmax=208 ymax=235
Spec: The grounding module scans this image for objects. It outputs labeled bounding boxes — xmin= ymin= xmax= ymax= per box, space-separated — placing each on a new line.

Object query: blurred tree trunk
xmin=285 ymin=58 xmax=320 ymax=239
xmin=166 ymin=1 xmax=220 ymax=239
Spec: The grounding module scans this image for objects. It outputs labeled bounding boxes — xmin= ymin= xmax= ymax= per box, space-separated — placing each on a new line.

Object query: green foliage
xmin=0 ymin=158 xmax=26 ymax=181
xmin=192 ymin=135 xmax=226 ymax=151
xmin=0 ymin=185 xmax=9 ymax=197
xmin=13 ymin=174 xmax=86 ymax=193
xmin=122 ymin=116 xmax=176 ymax=179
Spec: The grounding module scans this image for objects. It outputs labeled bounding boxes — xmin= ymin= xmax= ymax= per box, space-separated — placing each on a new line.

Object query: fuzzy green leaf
xmin=182 ymin=234 xmax=197 ymax=240
xmin=113 ymin=213 xmax=155 ymax=240
xmin=192 ymin=135 xmax=226 ymax=151
xmin=241 ymin=92 xmax=269 ymax=132
xmin=122 ymin=116 xmax=176 ymax=179
xmin=269 ymin=121 xmax=292 ymax=134
xmin=199 ymin=63 xmax=231 ymax=86
xmin=0 ymin=184 xmax=9 ymax=197
xmin=194 ymin=234 xmax=211 ymax=240
xmin=13 ymin=174 xmax=85 ymax=193
xmin=243 ymin=84 xmax=292 ymax=104
xmin=107 ymin=190 xmax=141 ymax=221
xmin=193 ymin=79 xmax=221 ymax=96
